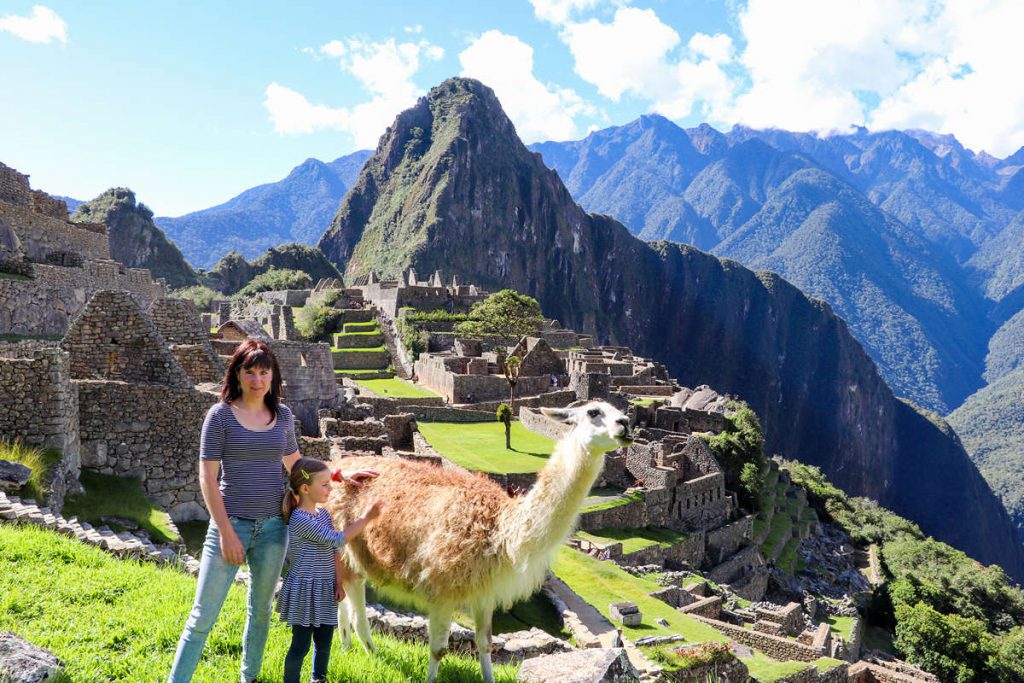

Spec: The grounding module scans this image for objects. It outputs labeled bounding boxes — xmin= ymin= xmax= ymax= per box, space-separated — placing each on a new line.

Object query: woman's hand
xmin=331 ymin=468 xmax=379 ymax=486
xmin=219 ymin=528 xmax=246 ymax=565
xmin=335 ymin=582 xmax=346 ymax=602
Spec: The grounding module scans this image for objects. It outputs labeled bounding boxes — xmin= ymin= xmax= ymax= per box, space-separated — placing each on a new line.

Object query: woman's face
xmin=238 ymin=364 xmax=273 ymax=400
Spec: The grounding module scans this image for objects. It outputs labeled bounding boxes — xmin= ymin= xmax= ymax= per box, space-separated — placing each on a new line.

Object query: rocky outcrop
xmin=317 ymin=77 xmax=1024 ymax=579
xmin=0 ymin=631 xmax=64 ymax=683
xmin=72 ymin=188 xmax=197 ymax=288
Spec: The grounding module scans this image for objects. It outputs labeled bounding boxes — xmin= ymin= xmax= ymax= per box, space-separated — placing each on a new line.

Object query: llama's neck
xmin=500 ymin=432 xmax=605 ymax=565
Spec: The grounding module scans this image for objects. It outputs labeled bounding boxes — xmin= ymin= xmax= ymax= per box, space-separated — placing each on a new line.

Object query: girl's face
xmin=302 ymin=470 xmax=332 ymax=505
xmin=238 ymin=364 xmax=272 ymax=399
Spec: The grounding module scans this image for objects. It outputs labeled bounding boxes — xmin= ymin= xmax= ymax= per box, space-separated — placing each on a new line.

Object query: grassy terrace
xmin=355 ymin=378 xmax=437 ymax=398
xmin=581 ymin=488 xmax=645 ymax=512
xmin=417 ymin=421 xmax=555 ymax=473
xmin=331 ymin=344 xmax=387 ymax=353
xmin=0 ymin=525 xmax=518 ymax=682
xmin=576 ymin=527 xmax=689 ymax=554
xmin=0 ymin=271 xmax=31 ymax=281
xmin=343 ymin=321 xmax=379 ymax=333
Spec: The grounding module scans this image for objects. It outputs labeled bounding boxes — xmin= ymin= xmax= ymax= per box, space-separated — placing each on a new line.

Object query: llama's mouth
xmin=616 ymin=433 xmax=633 ymax=445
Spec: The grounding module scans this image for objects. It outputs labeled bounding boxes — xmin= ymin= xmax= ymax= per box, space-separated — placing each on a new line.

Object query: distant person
xmin=550 ymin=373 xmax=558 ymax=388
xmin=278 ymin=457 xmax=382 ymax=683
xmin=167 ymin=340 xmax=376 ymax=683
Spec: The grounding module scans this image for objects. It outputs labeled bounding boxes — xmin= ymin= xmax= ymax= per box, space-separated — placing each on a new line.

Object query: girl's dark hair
xmin=221 ymin=339 xmax=283 ymax=423
xmin=283 ymin=456 xmax=330 ymax=522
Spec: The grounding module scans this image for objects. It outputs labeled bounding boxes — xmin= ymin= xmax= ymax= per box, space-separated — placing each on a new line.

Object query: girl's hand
xmin=364 ymin=500 xmax=383 ymax=521
xmin=335 ymin=582 xmax=346 ymax=602
xmin=332 ymin=468 xmax=379 ymax=486
xmin=220 ymin=528 xmax=245 ymax=565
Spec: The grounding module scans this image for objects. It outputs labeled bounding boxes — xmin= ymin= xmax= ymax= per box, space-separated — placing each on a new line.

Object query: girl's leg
xmin=282 ymin=625 xmax=313 ymax=683
xmin=310 ymin=625 xmax=335 ymax=682
xmin=167 ymin=519 xmax=243 ymax=683
xmin=240 ymin=515 xmax=288 ymax=681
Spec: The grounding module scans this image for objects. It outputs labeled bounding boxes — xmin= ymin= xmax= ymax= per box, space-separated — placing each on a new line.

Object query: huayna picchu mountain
xmin=319 ymin=77 xmax=1024 ymax=579
xmin=71 ymin=188 xmax=197 ymax=289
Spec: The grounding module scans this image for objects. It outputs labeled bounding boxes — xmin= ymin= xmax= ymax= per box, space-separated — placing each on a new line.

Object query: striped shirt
xmin=277 ymin=508 xmax=346 ymax=626
xmin=199 ymin=401 xmax=299 ymax=520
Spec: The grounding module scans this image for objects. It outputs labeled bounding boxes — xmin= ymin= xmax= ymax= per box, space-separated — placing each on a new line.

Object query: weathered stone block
xmin=517 ymin=647 xmax=638 ymax=683
xmin=608 ymin=601 xmax=641 ymax=627
xmin=0 ymin=459 xmax=30 ymax=492
xmin=0 ymin=631 xmax=64 ymax=683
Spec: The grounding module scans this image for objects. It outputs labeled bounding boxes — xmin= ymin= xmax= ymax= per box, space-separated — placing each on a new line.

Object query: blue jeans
xmin=167 ymin=515 xmax=288 ymax=683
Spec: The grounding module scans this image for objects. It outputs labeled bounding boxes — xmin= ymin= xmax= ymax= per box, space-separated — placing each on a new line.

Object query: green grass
xmin=331 ymin=345 xmax=387 ymax=353
xmin=0 ymin=525 xmax=518 ymax=682
xmin=0 ymin=439 xmax=62 ymax=503
xmin=343 ymin=322 xmax=379 ymax=333
xmin=0 ymin=271 xmax=31 ymax=281
xmin=819 ymin=614 xmax=857 ymax=642
xmin=576 ymin=527 xmax=689 ymax=554
xmin=760 ymin=509 xmax=792 ymax=559
xmin=335 ymin=368 xmax=392 ymax=376
xmin=778 ymin=535 xmax=802 ymax=574
xmin=336 ymin=329 xmax=382 ymax=337
xmin=62 ymin=470 xmax=179 ymax=544
xmin=863 ymin=625 xmax=896 ymax=655
xmin=743 ymin=657 xmax=811 ymax=681
xmin=355 ymin=378 xmax=438 ymax=398
xmin=581 ymin=489 xmax=645 ymax=513
xmin=628 ymin=397 xmax=662 ymax=407
xmin=416 ymin=421 xmax=555 ymax=474
xmin=551 ymin=546 xmax=726 ymax=642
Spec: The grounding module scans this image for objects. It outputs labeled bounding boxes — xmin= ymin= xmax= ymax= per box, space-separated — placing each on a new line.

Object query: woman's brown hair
xmin=221 ymin=339 xmax=283 ymax=423
xmin=282 ymin=456 xmax=330 ymax=522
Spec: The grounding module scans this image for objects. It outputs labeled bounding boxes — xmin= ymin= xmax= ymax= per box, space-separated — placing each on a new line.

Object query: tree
xmin=453 ymin=289 xmax=544 ymax=344
xmin=503 ymin=353 xmax=522 ymax=411
xmin=496 ymin=403 xmax=513 ymax=449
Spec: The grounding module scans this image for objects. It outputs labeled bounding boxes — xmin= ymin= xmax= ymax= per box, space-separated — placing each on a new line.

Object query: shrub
xmin=233 ymin=268 xmax=312 ymax=299
xmin=170 ymin=285 xmax=220 ymax=311
xmin=296 ymin=305 xmax=343 ymax=343
xmin=651 ymin=642 xmax=735 ymax=671
xmin=700 ymin=401 xmax=765 ymax=493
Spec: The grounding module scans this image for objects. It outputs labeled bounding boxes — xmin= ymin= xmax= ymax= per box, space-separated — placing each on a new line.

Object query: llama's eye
xmin=587 ymin=408 xmax=601 ymax=418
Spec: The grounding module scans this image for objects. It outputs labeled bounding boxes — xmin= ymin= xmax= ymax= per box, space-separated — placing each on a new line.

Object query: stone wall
xmin=707 ymin=544 xmax=764 ymax=583
xmin=62 ymin=291 xmax=192 ymax=388
xmin=0 ymin=347 xmax=79 ymax=511
xmin=258 ymin=290 xmax=310 ymax=307
xmin=690 ymin=615 xmax=825 ymax=662
xmin=149 ymin=298 xmax=209 ymax=345
xmin=519 ymin=407 xmax=572 ymax=442
xmin=578 ymin=499 xmax=649 ymax=531
xmin=0 ymin=201 xmax=109 ymax=262
xmin=77 ymin=381 xmax=217 ymax=521
xmin=705 ymin=515 xmax=754 ymax=565
xmin=171 ymin=345 xmax=225 ymax=384
xmin=677 ymin=595 xmax=722 ymax=618
xmin=0 ymin=262 xmax=165 ymax=337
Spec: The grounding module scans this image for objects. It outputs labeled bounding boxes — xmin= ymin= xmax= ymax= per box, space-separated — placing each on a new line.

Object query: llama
xmin=325 ymin=400 xmax=631 ymax=683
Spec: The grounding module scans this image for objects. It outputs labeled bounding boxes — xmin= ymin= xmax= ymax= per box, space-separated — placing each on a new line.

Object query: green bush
xmin=398 ymin=318 xmax=431 ymax=358
xmin=169 ymin=285 xmax=219 ymax=311
xmin=700 ymin=402 xmax=765 ymax=497
xmin=233 ymin=268 xmax=312 ymax=299
xmin=403 ymin=310 xmax=469 ymax=323
xmin=296 ymin=305 xmax=343 ymax=343
xmin=0 ymin=439 xmax=61 ymax=503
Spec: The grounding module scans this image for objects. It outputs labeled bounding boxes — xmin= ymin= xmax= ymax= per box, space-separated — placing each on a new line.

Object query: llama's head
xmin=541 ymin=401 xmax=632 ymax=454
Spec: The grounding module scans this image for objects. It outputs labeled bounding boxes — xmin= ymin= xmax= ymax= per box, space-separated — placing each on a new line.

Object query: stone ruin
xmin=350 ymin=268 xmax=488 ymax=318
xmin=0 ymin=162 xmax=165 ymax=337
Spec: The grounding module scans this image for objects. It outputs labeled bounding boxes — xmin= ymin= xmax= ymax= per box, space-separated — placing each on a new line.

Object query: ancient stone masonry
xmin=149 ymin=298 xmax=225 ymax=385
xmin=77 ymin=380 xmax=215 ymax=520
xmin=352 ymin=269 xmax=488 ymax=317
xmin=0 ymin=346 xmax=79 ymax=511
xmin=62 ymin=290 xmax=192 ymax=388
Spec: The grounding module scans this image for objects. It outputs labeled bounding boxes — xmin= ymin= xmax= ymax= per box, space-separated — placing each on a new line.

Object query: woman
xmin=168 ymin=339 xmax=374 ymax=683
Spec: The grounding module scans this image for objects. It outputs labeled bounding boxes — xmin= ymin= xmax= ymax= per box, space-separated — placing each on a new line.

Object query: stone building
xmin=351 ymin=268 xmax=488 ymax=317
xmin=0 ymin=162 xmax=165 ymax=337
xmin=148 ymin=298 xmax=225 ymax=384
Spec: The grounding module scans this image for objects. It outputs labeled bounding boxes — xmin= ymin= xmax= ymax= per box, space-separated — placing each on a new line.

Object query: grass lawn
xmin=62 ymin=470 xmax=179 ymax=544
xmin=355 ymin=378 xmax=437 ymax=399
xmin=760 ymin=510 xmax=792 ymax=559
xmin=343 ymin=322 xmax=379 ymax=333
xmin=576 ymin=527 xmax=689 ymax=554
xmin=0 ymin=271 xmax=31 ymax=281
xmin=581 ymin=489 xmax=645 ymax=513
xmin=417 ymin=421 xmax=555 ymax=474
xmin=0 ymin=525 xmax=518 ymax=682
xmin=551 ymin=546 xmax=726 ymax=642
xmin=331 ymin=345 xmax=387 ymax=353
xmin=0 ymin=440 xmax=63 ymax=504
xmin=819 ymin=614 xmax=857 ymax=642
xmin=628 ymin=397 xmax=663 ymax=407
xmin=0 ymin=333 xmax=62 ymax=342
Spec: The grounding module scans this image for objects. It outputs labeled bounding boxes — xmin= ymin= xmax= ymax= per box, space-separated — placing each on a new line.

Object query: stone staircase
xmin=332 ymin=318 xmax=393 ymax=380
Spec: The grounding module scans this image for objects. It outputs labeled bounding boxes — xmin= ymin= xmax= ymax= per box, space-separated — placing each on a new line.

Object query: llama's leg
xmin=473 ymin=606 xmax=495 ymax=683
xmin=344 ymin=576 xmax=375 ymax=653
xmin=335 ymin=560 xmax=357 ymax=650
xmin=426 ymin=606 xmax=454 ymax=683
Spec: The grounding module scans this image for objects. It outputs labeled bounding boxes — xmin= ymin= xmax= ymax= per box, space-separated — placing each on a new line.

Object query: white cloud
xmin=0 ymin=5 xmax=67 ymax=44
xmin=560 ymin=8 xmax=735 ymax=120
xmin=728 ymin=0 xmax=1024 ymax=154
xmin=265 ymin=37 xmax=444 ymax=148
xmin=458 ymin=30 xmax=596 ymax=142
xmin=529 ymin=0 xmax=602 ymax=25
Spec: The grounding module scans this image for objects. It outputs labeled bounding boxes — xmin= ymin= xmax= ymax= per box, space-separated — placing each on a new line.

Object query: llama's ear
xmin=541 ymin=407 xmax=574 ymax=423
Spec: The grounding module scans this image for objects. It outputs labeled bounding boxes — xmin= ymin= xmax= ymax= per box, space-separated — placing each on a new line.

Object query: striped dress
xmin=277 ymin=508 xmax=346 ymax=627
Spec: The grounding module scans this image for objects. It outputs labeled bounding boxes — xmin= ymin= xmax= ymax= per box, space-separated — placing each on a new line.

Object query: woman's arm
xmin=199 ymin=460 xmax=245 ymax=565
xmin=282 ymin=449 xmax=301 ymax=472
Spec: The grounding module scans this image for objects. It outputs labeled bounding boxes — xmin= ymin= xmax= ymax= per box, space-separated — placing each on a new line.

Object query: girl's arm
xmin=340 ymin=501 xmax=382 ymax=541
xmin=290 ymin=511 xmax=347 ymax=548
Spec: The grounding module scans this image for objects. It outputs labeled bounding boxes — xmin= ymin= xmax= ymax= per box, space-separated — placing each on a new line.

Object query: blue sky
xmin=2 ymin=1 xmax=1022 ymax=216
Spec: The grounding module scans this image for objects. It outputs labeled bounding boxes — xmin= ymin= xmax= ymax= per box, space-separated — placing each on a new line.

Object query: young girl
xmin=278 ymin=457 xmax=381 ymax=683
